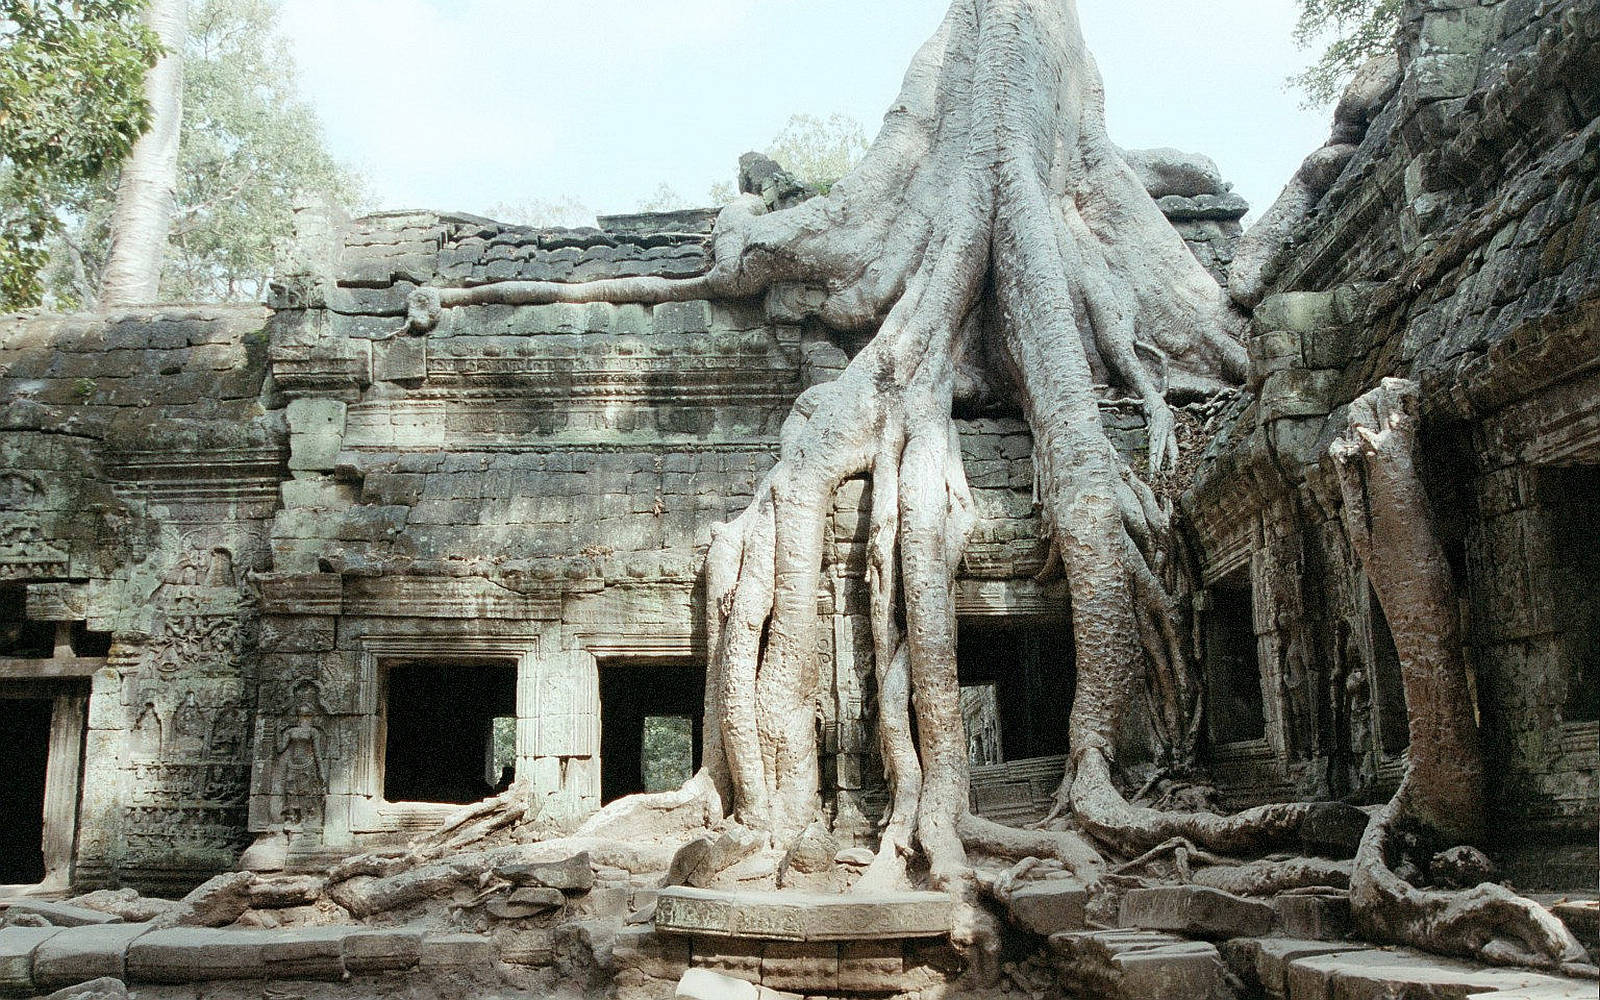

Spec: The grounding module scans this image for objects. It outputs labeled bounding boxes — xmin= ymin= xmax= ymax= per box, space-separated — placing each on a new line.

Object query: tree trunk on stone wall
xmin=401 ymin=2 xmax=1584 ymax=974
xmin=1331 ymin=378 xmax=1585 ymax=971
xmin=99 ymin=0 xmax=188 ymax=308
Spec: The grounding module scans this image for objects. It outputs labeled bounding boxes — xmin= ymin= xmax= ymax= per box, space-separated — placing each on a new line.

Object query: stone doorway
xmin=381 ymin=660 xmax=518 ymax=805
xmin=0 ymin=695 xmax=53 ymax=885
xmin=1202 ymin=568 xmax=1266 ymax=745
xmin=955 ymin=618 xmax=1075 ymax=764
xmin=598 ymin=660 xmax=704 ymax=804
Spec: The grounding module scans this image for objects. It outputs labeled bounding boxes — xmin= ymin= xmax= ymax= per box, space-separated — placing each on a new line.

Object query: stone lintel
xmin=654 ymin=887 xmax=952 ymax=942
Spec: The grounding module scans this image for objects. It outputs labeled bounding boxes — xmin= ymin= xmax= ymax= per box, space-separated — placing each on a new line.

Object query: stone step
xmin=1119 ymin=884 xmax=1277 ymax=939
xmin=1282 ymin=945 xmax=1595 ymax=1000
xmin=653 ymin=887 xmax=952 ymax=942
xmin=1049 ymin=928 xmax=1231 ymax=1000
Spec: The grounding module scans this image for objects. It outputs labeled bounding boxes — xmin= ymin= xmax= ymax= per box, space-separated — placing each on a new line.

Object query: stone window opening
xmin=380 ymin=659 xmax=517 ymax=805
xmin=1202 ymin=569 xmax=1266 ymax=745
xmin=598 ymin=660 xmax=704 ymax=804
xmin=955 ymin=618 xmax=1075 ymax=765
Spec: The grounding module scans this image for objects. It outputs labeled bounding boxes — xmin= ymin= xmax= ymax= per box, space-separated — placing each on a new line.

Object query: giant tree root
xmin=1332 ymin=379 xmax=1586 ymax=970
xmin=388 ymin=1 xmax=1439 ymax=972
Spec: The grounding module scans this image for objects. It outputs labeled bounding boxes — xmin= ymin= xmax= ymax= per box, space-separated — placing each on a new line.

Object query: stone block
xmin=31 ymin=924 xmax=152 ymax=987
xmin=1224 ymin=938 xmax=1365 ymax=999
xmin=1259 ymin=369 xmax=1339 ymax=420
xmin=1005 ymin=880 xmax=1088 ymax=936
xmin=692 ymin=937 xmax=764 ymax=983
xmin=0 ymin=926 xmax=63 ymax=996
xmin=1255 ymin=292 xmax=1338 ymax=333
xmin=676 ymin=967 xmax=759 ymax=1000
xmin=1120 ymin=885 xmax=1276 ymax=939
xmin=836 ymin=939 xmax=903 ymax=992
xmin=759 ymin=941 xmax=837 ymax=992
xmin=497 ymin=928 xmax=556 ymax=966
xmin=495 ymin=852 xmax=595 ymax=892
xmin=4 ymin=902 xmax=122 ymax=928
xmin=418 ymin=932 xmax=494 ymax=967
xmin=614 ymin=928 xmax=689 ymax=980
xmin=285 ymin=397 xmax=348 ymax=435
xmin=261 ymin=926 xmax=347 ymax=980
xmin=288 ymin=433 xmax=343 ymax=472
xmin=1272 ymin=894 xmax=1352 ymax=941
xmin=657 ymin=888 xmax=952 ymax=942
xmin=341 ymin=928 xmax=421 ymax=973
xmin=125 ymin=928 xmax=272 ymax=983
xmin=373 ymin=337 xmax=426 ymax=381
xmin=486 ymin=887 xmax=566 ymax=919
xmin=1282 ymin=947 xmax=1582 ymax=1000
xmin=1051 ymin=930 xmax=1229 ymax=1000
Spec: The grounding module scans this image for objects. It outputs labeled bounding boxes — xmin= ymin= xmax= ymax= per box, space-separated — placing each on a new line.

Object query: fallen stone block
xmin=31 ymin=923 xmax=153 ymax=987
xmin=3 ymin=902 xmax=123 ymax=928
xmin=125 ymin=928 xmax=272 ymax=983
xmin=0 ymin=926 xmax=64 ymax=996
xmin=38 ymin=976 xmax=128 ymax=1000
xmin=1050 ymin=929 xmax=1230 ymax=1000
xmin=487 ymin=886 xmax=566 ymax=919
xmin=260 ymin=926 xmax=348 ymax=980
xmin=1006 ymin=880 xmax=1088 ymax=936
xmin=341 ymin=927 xmax=421 ymax=973
xmin=1120 ymin=885 xmax=1276 ymax=939
xmin=152 ymin=872 xmax=255 ymax=929
xmin=613 ymin=928 xmax=690 ymax=980
xmin=1283 ymin=946 xmax=1588 ymax=1000
xmin=675 ymin=967 xmax=800 ymax=1000
xmin=495 ymin=851 xmax=595 ymax=892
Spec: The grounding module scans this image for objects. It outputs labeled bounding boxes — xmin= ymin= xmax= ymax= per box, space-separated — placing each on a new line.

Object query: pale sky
xmin=276 ymin=1 xmax=1333 ymax=224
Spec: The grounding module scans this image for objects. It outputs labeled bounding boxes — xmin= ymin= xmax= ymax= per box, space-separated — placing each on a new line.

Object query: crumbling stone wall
xmin=1185 ymin=0 xmax=1599 ymax=886
xmin=0 ymin=306 xmax=280 ymax=891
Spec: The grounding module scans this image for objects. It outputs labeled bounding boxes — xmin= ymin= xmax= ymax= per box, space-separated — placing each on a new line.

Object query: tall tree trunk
xmin=100 ymin=0 xmax=188 ymax=308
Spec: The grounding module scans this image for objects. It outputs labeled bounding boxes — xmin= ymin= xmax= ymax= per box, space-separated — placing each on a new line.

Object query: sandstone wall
xmin=0 ymin=306 xmax=280 ymax=891
xmin=1186 ymin=0 xmax=1599 ymax=884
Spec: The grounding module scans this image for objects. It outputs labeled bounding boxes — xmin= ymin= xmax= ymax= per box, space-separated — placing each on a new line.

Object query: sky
xmin=276 ymin=0 xmax=1334 ymax=225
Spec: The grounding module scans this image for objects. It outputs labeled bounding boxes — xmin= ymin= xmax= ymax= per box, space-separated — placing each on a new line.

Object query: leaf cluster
xmin=47 ymin=0 xmax=365 ymax=307
xmin=1289 ymin=0 xmax=1403 ymax=107
xmin=0 ymin=0 xmax=161 ymax=308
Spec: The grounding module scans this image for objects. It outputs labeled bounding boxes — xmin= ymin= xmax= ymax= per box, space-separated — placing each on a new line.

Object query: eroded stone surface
xmin=655 ymin=888 xmax=953 ymax=942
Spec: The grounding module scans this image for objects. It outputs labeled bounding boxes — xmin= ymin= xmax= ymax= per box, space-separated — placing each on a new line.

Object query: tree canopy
xmin=1290 ymin=0 xmax=1402 ymax=106
xmin=0 ymin=0 xmax=161 ymax=309
xmin=46 ymin=0 xmax=364 ymax=306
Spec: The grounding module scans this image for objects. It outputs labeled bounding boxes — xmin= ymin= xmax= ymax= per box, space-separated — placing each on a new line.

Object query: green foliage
xmin=767 ymin=112 xmax=868 ymax=193
xmin=641 ymin=715 xmax=693 ymax=793
xmin=1289 ymin=0 xmax=1403 ymax=107
xmin=0 ymin=0 xmax=161 ymax=309
xmin=46 ymin=0 xmax=365 ymax=306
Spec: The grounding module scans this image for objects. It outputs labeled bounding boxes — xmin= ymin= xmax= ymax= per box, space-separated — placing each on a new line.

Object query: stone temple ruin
xmin=0 ymin=1 xmax=1597 ymax=999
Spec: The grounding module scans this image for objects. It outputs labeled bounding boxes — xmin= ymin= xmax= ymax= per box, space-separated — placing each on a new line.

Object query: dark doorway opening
xmin=0 ymin=587 xmax=54 ymax=658
xmin=383 ymin=661 xmax=516 ymax=804
xmin=1368 ymin=588 xmax=1411 ymax=755
xmin=956 ymin=618 xmax=1075 ymax=763
xmin=1204 ymin=571 xmax=1266 ymax=744
xmin=0 ymin=696 xmax=53 ymax=884
xmin=599 ymin=661 xmax=704 ymax=804
xmin=1541 ymin=465 xmax=1600 ymax=723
